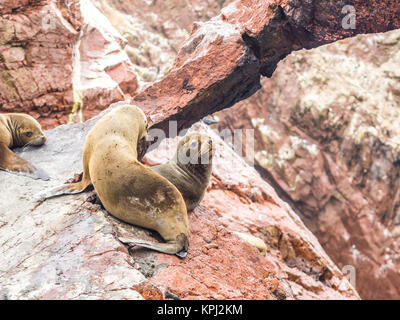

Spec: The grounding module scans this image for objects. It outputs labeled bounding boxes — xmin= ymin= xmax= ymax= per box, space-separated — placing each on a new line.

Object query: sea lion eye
xmin=25 ymin=132 xmax=33 ymax=137
xmin=145 ymin=123 xmax=149 ymax=130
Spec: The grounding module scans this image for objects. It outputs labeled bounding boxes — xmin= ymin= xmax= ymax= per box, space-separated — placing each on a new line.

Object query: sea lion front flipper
xmin=0 ymin=143 xmax=50 ymax=181
xmin=0 ymin=143 xmax=37 ymax=174
xmin=118 ymin=236 xmax=188 ymax=258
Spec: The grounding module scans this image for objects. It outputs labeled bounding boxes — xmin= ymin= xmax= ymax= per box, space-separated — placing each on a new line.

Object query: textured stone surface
xmin=0 ymin=0 xmax=81 ymax=129
xmin=0 ymin=0 xmax=139 ymax=129
xmin=92 ymin=0 xmax=235 ymax=83
xmin=2 ymin=0 xmax=399 ymax=130
xmin=216 ymin=29 xmax=400 ymax=299
xmin=128 ymin=0 xmax=400 ymax=134
xmin=74 ymin=0 xmax=139 ymax=122
xmin=0 ymin=105 xmax=358 ymax=299
xmin=1 ymin=0 xmax=400 ymax=300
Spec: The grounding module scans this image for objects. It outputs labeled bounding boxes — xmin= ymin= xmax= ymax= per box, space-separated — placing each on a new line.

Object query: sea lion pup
xmin=0 ymin=113 xmax=47 ymax=178
xmin=39 ymin=105 xmax=189 ymax=257
xmin=151 ymin=133 xmax=214 ymax=211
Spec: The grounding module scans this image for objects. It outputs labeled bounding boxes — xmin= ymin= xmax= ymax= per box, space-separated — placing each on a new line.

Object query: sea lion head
xmin=134 ymin=106 xmax=149 ymax=143
xmin=175 ymin=133 xmax=215 ymax=173
xmin=120 ymin=104 xmax=148 ymax=141
xmin=10 ymin=114 xmax=46 ymax=148
xmin=126 ymin=104 xmax=149 ymax=159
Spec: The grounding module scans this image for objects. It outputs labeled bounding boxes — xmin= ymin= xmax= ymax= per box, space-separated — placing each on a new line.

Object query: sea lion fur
xmin=151 ymin=133 xmax=214 ymax=211
xmin=37 ymin=105 xmax=189 ymax=257
xmin=0 ymin=113 xmax=47 ymax=180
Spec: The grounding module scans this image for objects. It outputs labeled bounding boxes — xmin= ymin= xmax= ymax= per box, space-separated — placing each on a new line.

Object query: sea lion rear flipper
xmin=34 ymin=180 xmax=92 ymax=202
xmin=175 ymin=249 xmax=188 ymax=259
xmin=118 ymin=236 xmax=187 ymax=258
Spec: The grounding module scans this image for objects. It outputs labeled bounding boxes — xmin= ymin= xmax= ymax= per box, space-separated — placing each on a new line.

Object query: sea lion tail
xmin=34 ymin=182 xmax=90 ymax=202
xmin=119 ymin=234 xmax=188 ymax=258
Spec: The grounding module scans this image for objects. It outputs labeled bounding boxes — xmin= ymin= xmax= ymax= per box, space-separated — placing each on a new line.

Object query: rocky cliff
xmin=216 ymin=29 xmax=400 ymax=299
xmin=2 ymin=0 xmax=399 ymax=129
xmin=0 ymin=0 xmax=138 ymax=129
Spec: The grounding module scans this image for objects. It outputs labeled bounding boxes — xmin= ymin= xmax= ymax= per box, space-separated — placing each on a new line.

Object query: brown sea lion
xmin=0 ymin=113 xmax=47 ymax=179
xmin=151 ymin=133 xmax=214 ymax=211
xmin=38 ymin=105 xmax=189 ymax=257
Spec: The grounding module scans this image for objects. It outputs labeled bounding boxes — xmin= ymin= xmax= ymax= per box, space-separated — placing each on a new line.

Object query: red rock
xmin=0 ymin=0 xmax=139 ymax=129
xmin=216 ymin=29 xmax=400 ymax=299
xmin=140 ymin=123 xmax=359 ymax=300
xmin=0 ymin=116 xmax=359 ymax=300
xmin=0 ymin=0 xmax=81 ymax=129
xmin=1 ymin=0 xmax=400 ymax=300
xmin=132 ymin=282 xmax=164 ymax=300
xmin=133 ymin=0 xmax=400 ymax=133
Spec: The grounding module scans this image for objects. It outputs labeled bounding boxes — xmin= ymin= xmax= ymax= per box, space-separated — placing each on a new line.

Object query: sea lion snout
xmin=31 ymin=134 xmax=46 ymax=146
xmin=39 ymin=135 xmax=46 ymax=144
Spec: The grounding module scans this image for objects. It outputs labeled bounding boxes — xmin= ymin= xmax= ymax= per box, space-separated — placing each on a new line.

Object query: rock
xmin=75 ymin=0 xmax=139 ymax=122
xmin=0 ymin=0 xmax=81 ymax=129
xmin=0 ymin=107 xmax=358 ymax=299
xmin=0 ymin=0 xmax=139 ymax=129
xmin=216 ymin=29 xmax=400 ymax=299
xmin=3 ymin=1 xmax=399 ymax=130
xmin=233 ymin=232 xmax=268 ymax=256
xmin=131 ymin=0 xmax=400 ymax=134
xmin=91 ymin=0 xmax=236 ymax=83
xmin=1 ymin=0 xmax=400 ymax=300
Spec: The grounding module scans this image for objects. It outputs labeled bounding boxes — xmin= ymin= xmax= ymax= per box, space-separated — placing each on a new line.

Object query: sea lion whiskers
xmin=21 ymin=138 xmax=43 ymax=151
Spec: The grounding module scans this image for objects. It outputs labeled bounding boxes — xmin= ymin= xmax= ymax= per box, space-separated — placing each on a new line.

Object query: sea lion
xmin=38 ymin=105 xmax=189 ymax=257
xmin=0 ymin=113 xmax=47 ymax=179
xmin=151 ymin=133 xmax=214 ymax=211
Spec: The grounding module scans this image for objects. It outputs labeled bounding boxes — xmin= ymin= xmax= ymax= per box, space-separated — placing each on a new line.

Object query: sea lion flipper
xmin=0 ymin=143 xmax=49 ymax=181
xmin=118 ymin=236 xmax=187 ymax=257
xmin=175 ymin=249 xmax=188 ymax=259
xmin=0 ymin=143 xmax=36 ymax=174
xmin=34 ymin=180 xmax=92 ymax=202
